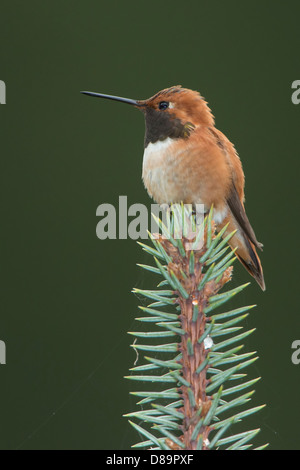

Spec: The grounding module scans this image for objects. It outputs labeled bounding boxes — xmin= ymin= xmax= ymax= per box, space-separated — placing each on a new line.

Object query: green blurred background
xmin=0 ymin=0 xmax=299 ymax=450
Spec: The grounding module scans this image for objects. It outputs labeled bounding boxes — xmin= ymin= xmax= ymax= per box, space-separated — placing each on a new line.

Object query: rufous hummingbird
xmin=81 ymin=86 xmax=265 ymax=290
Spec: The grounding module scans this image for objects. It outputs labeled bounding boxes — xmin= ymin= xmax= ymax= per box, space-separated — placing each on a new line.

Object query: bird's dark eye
xmin=158 ymin=101 xmax=169 ymax=110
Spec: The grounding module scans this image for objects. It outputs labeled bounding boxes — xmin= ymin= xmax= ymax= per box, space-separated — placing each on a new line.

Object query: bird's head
xmin=81 ymin=85 xmax=214 ymax=147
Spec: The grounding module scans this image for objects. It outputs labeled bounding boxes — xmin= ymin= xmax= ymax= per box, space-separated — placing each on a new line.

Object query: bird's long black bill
xmin=81 ymin=91 xmax=139 ymax=106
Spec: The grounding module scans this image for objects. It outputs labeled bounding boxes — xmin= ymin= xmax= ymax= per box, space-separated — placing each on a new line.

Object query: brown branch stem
xmin=159 ymin=231 xmax=233 ymax=450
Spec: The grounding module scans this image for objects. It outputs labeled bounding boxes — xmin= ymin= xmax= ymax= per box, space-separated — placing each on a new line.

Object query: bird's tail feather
xmin=234 ymin=236 xmax=266 ymax=291
xmin=217 ymin=217 xmax=266 ymax=291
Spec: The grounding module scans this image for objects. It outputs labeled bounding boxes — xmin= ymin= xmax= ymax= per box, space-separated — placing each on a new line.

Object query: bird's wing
xmin=209 ymin=127 xmax=263 ymax=251
xmin=227 ymin=181 xmax=263 ymax=251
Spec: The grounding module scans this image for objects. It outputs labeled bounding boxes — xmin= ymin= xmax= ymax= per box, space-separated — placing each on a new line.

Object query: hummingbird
xmin=81 ymin=86 xmax=265 ymax=290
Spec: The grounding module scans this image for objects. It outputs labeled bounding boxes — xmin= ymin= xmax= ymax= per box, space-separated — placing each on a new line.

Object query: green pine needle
xmin=126 ymin=204 xmax=266 ymax=450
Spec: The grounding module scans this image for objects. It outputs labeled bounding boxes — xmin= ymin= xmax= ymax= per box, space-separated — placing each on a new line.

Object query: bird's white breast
xmin=142 ymin=138 xmax=178 ymax=203
xmin=143 ymin=138 xmax=175 ymax=169
xmin=141 ymin=137 xmax=229 ymax=225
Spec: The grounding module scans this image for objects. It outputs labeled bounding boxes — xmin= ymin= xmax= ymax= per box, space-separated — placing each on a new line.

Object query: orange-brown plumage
xmin=82 ymin=85 xmax=265 ymax=290
xmin=140 ymin=86 xmax=265 ymax=290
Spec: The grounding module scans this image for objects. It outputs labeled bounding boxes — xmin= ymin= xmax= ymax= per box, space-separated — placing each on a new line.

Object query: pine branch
xmin=125 ymin=205 xmax=267 ymax=450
